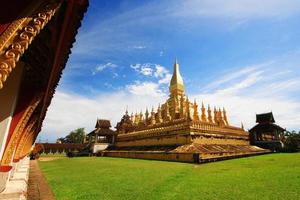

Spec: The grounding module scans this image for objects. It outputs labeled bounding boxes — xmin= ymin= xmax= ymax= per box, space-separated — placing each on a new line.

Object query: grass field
xmin=39 ymin=153 xmax=300 ymax=200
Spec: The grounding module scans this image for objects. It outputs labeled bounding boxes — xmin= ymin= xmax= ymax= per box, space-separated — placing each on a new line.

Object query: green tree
xmin=61 ymin=128 xmax=86 ymax=144
xmin=283 ymin=130 xmax=300 ymax=152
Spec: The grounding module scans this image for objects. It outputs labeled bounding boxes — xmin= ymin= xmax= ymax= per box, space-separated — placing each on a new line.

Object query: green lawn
xmin=39 ymin=153 xmax=300 ymax=200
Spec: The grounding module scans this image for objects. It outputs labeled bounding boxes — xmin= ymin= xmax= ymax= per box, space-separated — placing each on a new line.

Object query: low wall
xmin=100 ymin=151 xmax=199 ymax=163
xmin=33 ymin=143 xmax=86 ymax=154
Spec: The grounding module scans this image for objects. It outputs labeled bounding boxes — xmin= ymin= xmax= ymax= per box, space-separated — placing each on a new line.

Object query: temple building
xmin=107 ymin=60 xmax=269 ymax=162
xmin=249 ymin=112 xmax=285 ymax=151
xmin=86 ymin=119 xmax=117 ymax=153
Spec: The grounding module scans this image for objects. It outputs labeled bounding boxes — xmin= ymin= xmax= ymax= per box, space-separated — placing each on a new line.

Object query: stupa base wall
xmin=99 ymin=151 xmax=199 ymax=163
xmin=99 ymin=143 xmax=271 ymax=164
xmin=115 ymin=132 xmax=192 ymax=147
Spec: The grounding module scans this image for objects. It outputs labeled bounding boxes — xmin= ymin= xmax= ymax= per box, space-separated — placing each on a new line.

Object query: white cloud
xmin=40 ymin=90 xmax=165 ymax=141
xmin=130 ymin=64 xmax=141 ymax=71
xmin=154 ymin=65 xmax=169 ymax=78
xmin=130 ymin=63 xmax=172 ymax=83
xmin=112 ymin=72 xmax=119 ymax=78
xmin=158 ymin=74 xmax=172 ymax=85
xmin=140 ymin=66 xmax=153 ymax=76
xmin=203 ymin=62 xmax=271 ymax=91
xmin=132 ymin=45 xmax=146 ymax=49
xmin=126 ymin=81 xmax=165 ymax=97
xmin=92 ymin=62 xmax=117 ymax=75
xmin=216 ymin=70 xmax=264 ymax=95
xmin=131 ymin=63 xmax=154 ymax=76
xmin=127 ymin=63 xmax=172 ymax=95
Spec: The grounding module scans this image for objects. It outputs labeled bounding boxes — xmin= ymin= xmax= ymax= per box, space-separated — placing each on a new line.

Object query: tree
xmin=59 ymin=128 xmax=86 ymax=144
xmin=283 ymin=130 xmax=300 ymax=152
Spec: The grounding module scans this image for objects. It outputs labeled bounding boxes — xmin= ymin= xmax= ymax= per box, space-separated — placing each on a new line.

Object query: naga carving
xmin=0 ymin=1 xmax=61 ymax=89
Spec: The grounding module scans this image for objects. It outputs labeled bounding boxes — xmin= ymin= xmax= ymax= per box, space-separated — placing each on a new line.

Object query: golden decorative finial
xmin=213 ymin=106 xmax=218 ymax=124
xmin=135 ymin=112 xmax=139 ymax=124
xmin=207 ymin=104 xmax=213 ymax=123
xmin=193 ymin=100 xmax=200 ymax=121
xmin=145 ymin=108 xmax=149 ymax=123
xmin=201 ymin=101 xmax=207 ymax=122
xmin=150 ymin=107 xmax=156 ymax=125
xmin=130 ymin=112 xmax=134 ymax=121
xmin=186 ymin=97 xmax=192 ymax=120
xmin=157 ymin=104 xmax=163 ymax=123
xmin=164 ymin=103 xmax=171 ymax=121
xmin=223 ymin=107 xmax=229 ymax=125
xmin=219 ymin=108 xmax=225 ymax=126
xmin=139 ymin=110 xmax=144 ymax=122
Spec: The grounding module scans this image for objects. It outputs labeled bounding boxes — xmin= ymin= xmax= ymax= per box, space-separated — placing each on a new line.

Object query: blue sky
xmin=40 ymin=0 xmax=300 ymax=142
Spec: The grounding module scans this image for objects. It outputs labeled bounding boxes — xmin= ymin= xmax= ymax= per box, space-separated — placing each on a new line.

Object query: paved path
xmin=27 ymin=160 xmax=55 ymax=200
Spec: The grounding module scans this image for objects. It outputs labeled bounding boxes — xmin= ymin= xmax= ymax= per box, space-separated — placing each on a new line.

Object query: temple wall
xmin=115 ymin=130 xmax=249 ymax=147
xmin=101 ymin=151 xmax=199 ymax=163
xmin=192 ymin=135 xmax=249 ymax=145
xmin=115 ymin=133 xmax=192 ymax=147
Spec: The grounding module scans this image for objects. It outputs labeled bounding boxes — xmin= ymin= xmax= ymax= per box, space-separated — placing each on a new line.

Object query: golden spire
xmin=135 ymin=112 xmax=139 ymax=124
xmin=169 ymin=59 xmax=184 ymax=95
xmin=139 ymin=110 xmax=144 ymax=122
xmin=219 ymin=108 xmax=225 ymax=126
xmin=214 ymin=107 xmax=218 ymax=124
xmin=201 ymin=102 xmax=207 ymax=122
xmin=157 ymin=104 xmax=163 ymax=123
xmin=164 ymin=103 xmax=171 ymax=122
xmin=207 ymin=105 xmax=213 ymax=123
xmin=186 ymin=97 xmax=192 ymax=120
xmin=145 ymin=108 xmax=149 ymax=123
xmin=193 ymin=100 xmax=200 ymax=121
xmin=130 ymin=112 xmax=134 ymax=122
xmin=223 ymin=107 xmax=229 ymax=125
xmin=150 ymin=107 xmax=156 ymax=125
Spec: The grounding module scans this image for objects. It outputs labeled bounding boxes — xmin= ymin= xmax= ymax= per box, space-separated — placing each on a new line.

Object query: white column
xmin=0 ymin=62 xmax=24 ymax=192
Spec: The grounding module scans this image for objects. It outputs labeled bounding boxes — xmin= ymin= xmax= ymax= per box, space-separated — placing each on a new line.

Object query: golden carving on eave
xmin=0 ymin=1 xmax=62 ymax=89
xmin=13 ymin=118 xmax=38 ymax=160
xmin=1 ymin=95 xmax=42 ymax=166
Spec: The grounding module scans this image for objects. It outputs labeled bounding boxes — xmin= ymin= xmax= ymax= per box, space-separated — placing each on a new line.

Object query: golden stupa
xmin=110 ymin=60 xmax=269 ymax=162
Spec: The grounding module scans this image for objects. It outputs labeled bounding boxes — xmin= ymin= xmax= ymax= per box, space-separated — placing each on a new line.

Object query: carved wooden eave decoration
xmin=0 ymin=1 xmax=61 ymax=89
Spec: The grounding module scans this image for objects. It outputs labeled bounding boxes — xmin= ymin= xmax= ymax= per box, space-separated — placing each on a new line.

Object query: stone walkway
xmin=27 ymin=160 xmax=55 ymax=200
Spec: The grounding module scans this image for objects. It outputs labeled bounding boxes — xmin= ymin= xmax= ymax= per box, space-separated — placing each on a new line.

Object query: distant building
xmin=249 ymin=112 xmax=285 ymax=151
xmin=86 ymin=119 xmax=116 ymax=153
